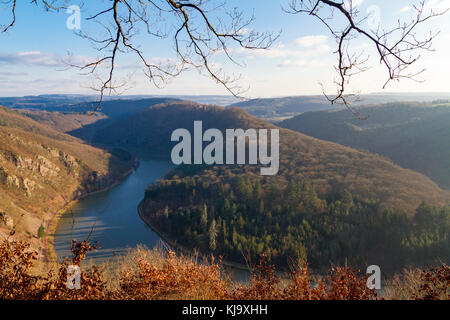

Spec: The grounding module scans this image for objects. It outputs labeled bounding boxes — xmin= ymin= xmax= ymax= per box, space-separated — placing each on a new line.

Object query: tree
xmin=37 ymin=225 xmax=45 ymax=239
xmin=208 ymin=219 xmax=217 ymax=251
xmin=341 ymin=189 xmax=354 ymax=214
xmin=201 ymin=203 xmax=208 ymax=231
xmin=0 ymin=0 xmax=445 ymax=112
xmin=163 ymin=205 xmax=169 ymax=219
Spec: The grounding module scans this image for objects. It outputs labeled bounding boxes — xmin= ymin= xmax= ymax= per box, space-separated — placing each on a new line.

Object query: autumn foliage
xmin=0 ymin=238 xmax=448 ymax=300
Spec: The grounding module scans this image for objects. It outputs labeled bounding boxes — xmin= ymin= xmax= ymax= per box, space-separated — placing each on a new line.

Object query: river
xmin=53 ymin=159 xmax=174 ymax=264
xmin=53 ymin=158 xmax=250 ymax=281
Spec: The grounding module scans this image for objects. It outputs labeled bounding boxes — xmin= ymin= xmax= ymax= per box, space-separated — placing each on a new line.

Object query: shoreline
xmin=45 ymin=160 xmax=139 ymax=268
xmin=137 ymin=201 xmax=253 ymax=274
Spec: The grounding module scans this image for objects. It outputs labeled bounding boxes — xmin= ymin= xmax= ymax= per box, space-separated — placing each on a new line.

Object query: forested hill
xmin=135 ymin=102 xmax=450 ymax=273
xmin=279 ymin=102 xmax=450 ymax=189
xmin=228 ymin=94 xmax=450 ymax=120
xmin=0 ymin=106 xmax=134 ymax=252
xmin=0 ymin=95 xmax=179 ymax=118
xmin=91 ymin=101 xmax=450 ymax=213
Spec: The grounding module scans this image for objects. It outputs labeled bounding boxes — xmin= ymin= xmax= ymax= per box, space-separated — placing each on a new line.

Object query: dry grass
xmin=1 ymin=237 xmax=448 ymax=300
xmin=384 ymin=266 xmax=449 ymax=300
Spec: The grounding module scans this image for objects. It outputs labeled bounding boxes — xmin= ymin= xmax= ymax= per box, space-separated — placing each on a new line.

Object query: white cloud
xmin=232 ymin=34 xmax=332 ymax=72
xmin=0 ymin=51 xmax=94 ymax=67
xmin=294 ymin=35 xmax=328 ymax=48
xmin=399 ymin=5 xmax=412 ymax=13
xmin=236 ymin=28 xmax=249 ymax=36
xmin=397 ymin=1 xmax=449 ymax=18
xmin=404 ymin=0 xmax=450 ymax=14
xmin=236 ymin=34 xmax=330 ymax=61
xmin=234 ymin=45 xmax=288 ymax=59
xmin=236 ymin=43 xmax=330 ymax=60
xmin=278 ymin=59 xmax=308 ymax=68
xmin=424 ymin=0 xmax=450 ymax=12
xmin=277 ymin=59 xmax=324 ymax=68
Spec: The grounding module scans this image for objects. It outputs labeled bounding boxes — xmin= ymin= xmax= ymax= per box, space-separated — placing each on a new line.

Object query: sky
xmin=1 ymin=0 xmax=450 ymax=98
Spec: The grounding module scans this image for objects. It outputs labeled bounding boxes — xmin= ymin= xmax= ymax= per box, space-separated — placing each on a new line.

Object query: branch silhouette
xmin=1 ymin=0 xmax=446 ymax=114
xmin=285 ymin=0 xmax=447 ymax=116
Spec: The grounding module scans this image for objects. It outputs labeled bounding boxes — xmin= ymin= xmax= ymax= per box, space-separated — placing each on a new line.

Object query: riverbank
xmin=137 ymin=201 xmax=253 ymax=274
xmin=45 ymin=159 xmax=139 ymax=269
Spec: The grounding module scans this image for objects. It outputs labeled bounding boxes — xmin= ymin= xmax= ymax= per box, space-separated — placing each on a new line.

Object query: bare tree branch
xmin=285 ymin=0 xmax=447 ymax=116
xmin=1 ymin=0 xmax=445 ymax=115
xmin=1 ymin=0 xmax=276 ymax=111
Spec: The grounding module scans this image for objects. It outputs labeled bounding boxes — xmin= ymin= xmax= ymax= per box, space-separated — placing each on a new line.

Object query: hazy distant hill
xmin=228 ymin=96 xmax=333 ymax=120
xmin=12 ymin=97 xmax=180 ymax=118
xmin=0 ymin=93 xmax=238 ymax=112
xmin=0 ymin=106 xmax=134 ymax=253
xmin=0 ymin=94 xmax=97 ymax=109
xmin=228 ymin=93 xmax=450 ymax=120
xmin=18 ymin=110 xmax=108 ymax=133
xmin=7 ymin=98 xmax=184 ymax=142
xmin=280 ymin=102 xmax=450 ymax=189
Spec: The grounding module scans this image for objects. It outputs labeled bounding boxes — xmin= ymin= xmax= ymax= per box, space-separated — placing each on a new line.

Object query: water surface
xmin=54 ymin=160 xmax=174 ymax=264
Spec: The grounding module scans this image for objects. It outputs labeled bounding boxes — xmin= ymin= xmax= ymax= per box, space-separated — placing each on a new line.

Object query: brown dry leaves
xmin=0 ymin=238 xmax=447 ymax=300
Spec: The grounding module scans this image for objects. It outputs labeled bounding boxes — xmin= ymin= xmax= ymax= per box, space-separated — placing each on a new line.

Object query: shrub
xmin=0 ymin=238 xmax=447 ymax=300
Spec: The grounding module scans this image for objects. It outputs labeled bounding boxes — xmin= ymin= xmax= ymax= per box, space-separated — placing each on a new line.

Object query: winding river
xmin=53 ymin=159 xmax=174 ymax=265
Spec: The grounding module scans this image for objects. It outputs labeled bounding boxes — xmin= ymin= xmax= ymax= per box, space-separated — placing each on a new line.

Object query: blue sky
xmin=1 ymin=0 xmax=450 ymax=98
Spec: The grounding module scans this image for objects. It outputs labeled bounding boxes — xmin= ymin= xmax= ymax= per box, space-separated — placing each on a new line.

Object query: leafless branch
xmin=285 ymin=0 xmax=447 ymax=115
xmin=1 ymin=0 xmax=276 ymax=111
xmin=1 ymin=0 xmax=444 ymax=115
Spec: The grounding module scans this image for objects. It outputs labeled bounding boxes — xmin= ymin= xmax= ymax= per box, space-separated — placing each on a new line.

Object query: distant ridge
xmin=280 ymin=101 xmax=450 ymax=189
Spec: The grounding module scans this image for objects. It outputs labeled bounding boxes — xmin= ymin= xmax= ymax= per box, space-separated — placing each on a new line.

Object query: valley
xmin=0 ymin=105 xmax=136 ymax=265
xmin=133 ymin=102 xmax=450 ymax=274
xmin=0 ymin=95 xmax=449 ymax=277
xmin=1 ymin=0 xmax=449 ymax=302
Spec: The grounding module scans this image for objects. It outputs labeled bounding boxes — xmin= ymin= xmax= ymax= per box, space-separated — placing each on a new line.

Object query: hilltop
xmin=18 ymin=110 xmax=108 ymax=133
xmin=9 ymin=98 xmax=184 ymax=141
